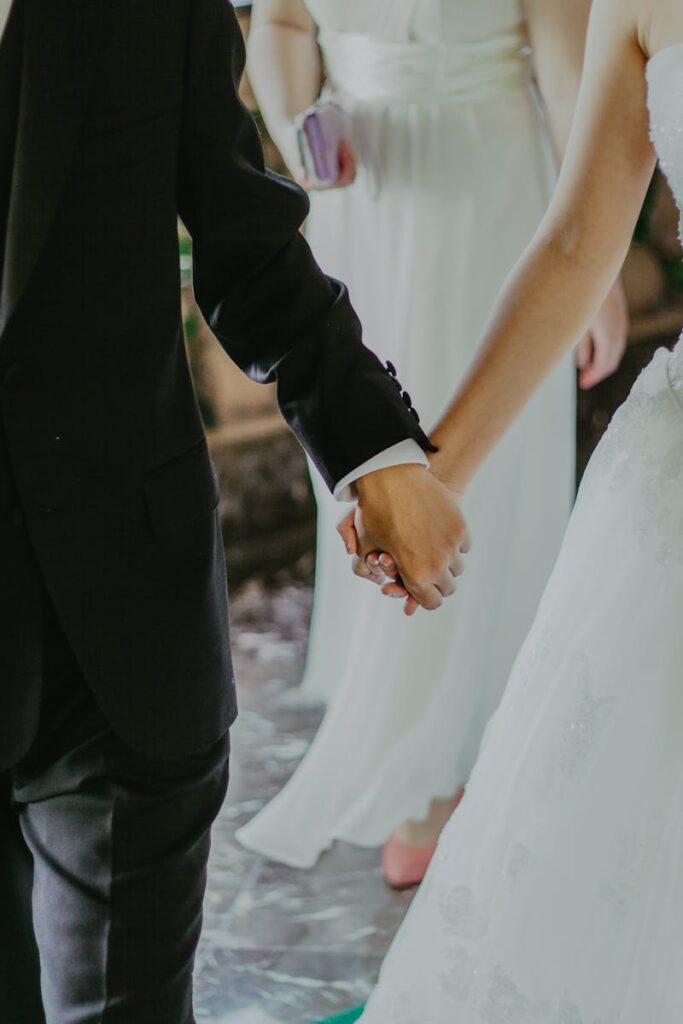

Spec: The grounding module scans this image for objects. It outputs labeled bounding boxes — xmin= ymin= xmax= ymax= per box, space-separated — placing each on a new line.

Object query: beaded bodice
xmin=647 ymin=44 xmax=683 ymax=386
xmin=648 ymin=45 xmax=683 ymax=243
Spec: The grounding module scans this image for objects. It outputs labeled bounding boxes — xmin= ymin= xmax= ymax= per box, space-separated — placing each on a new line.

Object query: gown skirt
xmin=238 ymin=42 xmax=576 ymax=868
xmin=358 ymin=344 xmax=683 ymax=1022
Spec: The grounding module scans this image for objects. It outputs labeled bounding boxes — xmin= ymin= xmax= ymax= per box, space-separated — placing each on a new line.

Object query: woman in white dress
xmin=238 ymin=0 xmax=627 ymax=884
xmin=336 ymin=0 xmax=683 ymax=1017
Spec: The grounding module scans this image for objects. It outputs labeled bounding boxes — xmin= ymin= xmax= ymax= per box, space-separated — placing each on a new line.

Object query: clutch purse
xmin=295 ymin=100 xmax=356 ymax=184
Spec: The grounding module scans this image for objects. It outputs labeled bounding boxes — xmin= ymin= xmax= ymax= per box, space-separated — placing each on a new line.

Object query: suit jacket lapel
xmin=0 ymin=0 xmax=82 ymax=335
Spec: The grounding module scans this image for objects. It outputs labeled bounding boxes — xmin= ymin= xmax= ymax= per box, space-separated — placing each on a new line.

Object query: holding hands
xmin=337 ymin=465 xmax=470 ymax=617
xmin=336 ymin=270 xmax=629 ymax=615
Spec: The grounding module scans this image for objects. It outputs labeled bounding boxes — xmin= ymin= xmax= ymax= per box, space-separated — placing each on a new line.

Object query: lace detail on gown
xmin=599 ymin=834 xmax=659 ymax=926
xmin=480 ymin=967 xmax=550 ymax=1023
xmin=668 ymin=338 xmax=683 ymax=400
xmin=556 ymin=656 xmax=615 ymax=781
xmin=588 ymin=346 xmax=683 ymax=566
xmin=648 ymin=46 xmax=683 ymax=242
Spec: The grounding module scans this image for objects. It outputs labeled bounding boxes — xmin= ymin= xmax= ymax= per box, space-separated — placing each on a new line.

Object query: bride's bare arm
xmin=525 ymin=0 xmax=630 ymax=389
xmin=430 ymin=0 xmax=655 ymax=494
xmin=247 ymin=0 xmax=320 ymax=174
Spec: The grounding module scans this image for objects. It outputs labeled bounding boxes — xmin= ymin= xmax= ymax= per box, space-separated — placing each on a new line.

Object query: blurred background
xmin=191 ymin=5 xmax=683 ymax=1022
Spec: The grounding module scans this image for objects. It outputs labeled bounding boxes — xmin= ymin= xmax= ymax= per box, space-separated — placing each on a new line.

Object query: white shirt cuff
xmin=333 ymin=439 xmax=430 ymax=502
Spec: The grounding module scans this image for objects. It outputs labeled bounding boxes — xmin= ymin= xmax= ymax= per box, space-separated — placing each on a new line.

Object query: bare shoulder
xmin=586 ymin=0 xmax=643 ymax=49
xmin=643 ymin=0 xmax=683 ymax=58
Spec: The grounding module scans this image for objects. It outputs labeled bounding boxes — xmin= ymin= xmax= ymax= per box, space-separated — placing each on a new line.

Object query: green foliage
xmin=179 ymin=231 xmax=193 ymax=287
xmin=633 ymin=173 xmax=657 ymax=245
xmin=183 ymin=310 xmax=200 ymax=342
xmin=664 ymin=256 xmax=683 ymax=295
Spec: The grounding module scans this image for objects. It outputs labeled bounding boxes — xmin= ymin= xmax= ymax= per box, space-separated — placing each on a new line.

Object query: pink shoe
xmin=381 ymin=834 xmax=437 ymax=889
xmin=381 ymin=788 xmax=466 ymax=890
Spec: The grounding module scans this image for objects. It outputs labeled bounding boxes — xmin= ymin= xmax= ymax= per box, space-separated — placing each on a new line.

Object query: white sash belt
xmin=319 ymin=26 xmax=531 ymax=106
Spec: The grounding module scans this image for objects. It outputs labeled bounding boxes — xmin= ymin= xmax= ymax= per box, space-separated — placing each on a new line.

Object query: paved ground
xmin=194 ymin=580 xmax=415 ymax=1024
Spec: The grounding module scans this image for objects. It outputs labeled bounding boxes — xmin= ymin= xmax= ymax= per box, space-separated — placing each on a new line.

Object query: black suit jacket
xmin=0 ymin=0 xmax=433 ymax=765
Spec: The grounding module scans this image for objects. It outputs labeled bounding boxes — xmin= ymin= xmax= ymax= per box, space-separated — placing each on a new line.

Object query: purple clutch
xmin=296 ymin=102 xmax=355 ymax=184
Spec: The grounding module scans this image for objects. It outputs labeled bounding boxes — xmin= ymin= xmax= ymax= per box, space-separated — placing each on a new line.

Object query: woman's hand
xmin=296 ymin=139 xmax=358 ymax=191
xmin=575 ymin=277 xmax=629 ymax=390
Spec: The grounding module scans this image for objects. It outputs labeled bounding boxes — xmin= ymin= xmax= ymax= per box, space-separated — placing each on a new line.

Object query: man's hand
xmin=575 ymin=278 xmax=629 ymax=390
xmin=338 ymin=465 xmax=470 ymax=616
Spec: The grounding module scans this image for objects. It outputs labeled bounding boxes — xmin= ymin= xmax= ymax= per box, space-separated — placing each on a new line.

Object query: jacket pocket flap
xmin=144 ymin=439 xmax=220 ymax=538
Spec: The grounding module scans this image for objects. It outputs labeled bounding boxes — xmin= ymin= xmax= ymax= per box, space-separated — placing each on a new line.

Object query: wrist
xmin=355 ymin=462 xmax=426 ymax=503
xmin=272 ymin=119 xmax=306 ymax=180
xmin=428 ymin=451 xmax=469 ymax=499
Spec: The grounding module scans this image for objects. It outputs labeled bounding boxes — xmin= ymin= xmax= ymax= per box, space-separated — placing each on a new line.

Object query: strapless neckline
xmin=645 ymin=41 xmax=683 ymax=386
xmin=648 ymin=42 xmax=683 ymax=66
xmin=647 ymin=39 xmax=683 ymax=234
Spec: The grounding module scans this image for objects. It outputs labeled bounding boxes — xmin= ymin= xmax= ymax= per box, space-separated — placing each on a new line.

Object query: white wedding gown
xmin=238 ymin=0 xmax=575 ymax=867
xmin=359 ymin=46 xmax=683 ymax=1023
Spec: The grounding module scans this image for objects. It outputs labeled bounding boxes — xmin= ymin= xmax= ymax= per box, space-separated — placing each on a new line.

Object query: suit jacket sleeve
xmin=177 ymin=0 xmax=436 ymax=492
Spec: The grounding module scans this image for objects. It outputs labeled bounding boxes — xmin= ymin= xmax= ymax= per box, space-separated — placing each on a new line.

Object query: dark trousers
xmin=0 ymin=591 xmax=230 ymax=1024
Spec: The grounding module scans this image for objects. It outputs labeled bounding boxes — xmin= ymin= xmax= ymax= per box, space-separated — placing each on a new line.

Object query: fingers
xmin=577 ymin=330 xmax=604 ymax=390
xmin=363 ymin=551 xmax=399 ymax=579
xmin=378 ymin=552 xmax=399 ymax=578
xmin=434 ymin=568 xmax=457 ymax=599
xmin=336 ymin=140 xmax=358 ymax=186
xmin=337 ymin=509 xmax=359 ymax=556
xmin=365 ymin=551 xmax=383 ymax=574
xmin=299 ymin=140 xmax=357 ymax=192
xmin=351 ymin=554 xmax=386 ymax=586
xmin=366 ymin=541 xmax=469 ymax=605
xmin=347 ymin=470 xmax=473 ymax=611
xmin=403 ymin=580 xmax=444 ymax=612
xmin=360 ymin=562 xmax=462 ymax=609
xmin=346 ymin=507 xmax=387 ymax=586
xmin=382 ymin=580 xmax=409 ymax=598
xmin=579 ymin=324 xmax=627 ymax=390
xmin=456 ymin=525 xmax=472 ymax=558
xmin=450 ymin=551 xmax=467 ymax=579
xmin=580 ymin=278 xmax=629 ymax=389
xmin=575 ymin=333 xmax=593 ymax=373
xmin=579 ymin=340 xmax=616 ymax=390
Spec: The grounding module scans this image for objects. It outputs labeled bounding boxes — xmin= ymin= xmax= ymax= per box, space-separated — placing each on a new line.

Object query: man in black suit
xmin=0 ymin=0 xmax=466 ymax=1020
